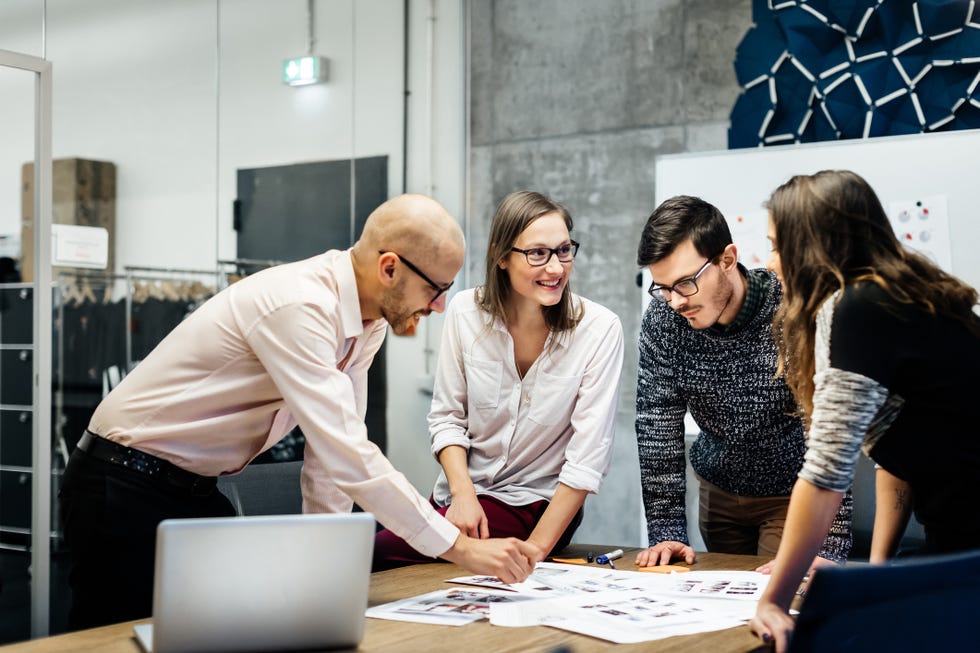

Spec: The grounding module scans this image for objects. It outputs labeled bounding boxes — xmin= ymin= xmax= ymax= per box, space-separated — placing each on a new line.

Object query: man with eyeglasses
xmin=59 ymin=194 xmax=537 ymax=630
xmin=633 ymin=195 xmax=852 ymax=573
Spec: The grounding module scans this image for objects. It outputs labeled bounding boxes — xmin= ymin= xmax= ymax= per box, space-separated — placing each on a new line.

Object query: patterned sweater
xmin=636 ymin=267 xmax=852 ymax=561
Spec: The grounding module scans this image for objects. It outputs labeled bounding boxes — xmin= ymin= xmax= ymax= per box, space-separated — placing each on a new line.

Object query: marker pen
xmin=595 ymin=549 xmax=623 ymax=568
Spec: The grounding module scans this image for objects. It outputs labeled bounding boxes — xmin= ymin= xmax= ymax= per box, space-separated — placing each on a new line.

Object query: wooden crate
xmin=21 ymin=158 xmax=116 ymax=281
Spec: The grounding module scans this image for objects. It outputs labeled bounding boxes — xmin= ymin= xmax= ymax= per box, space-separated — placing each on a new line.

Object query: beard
xmin=678 ymin=269 xmax=735 ymax=330
xmin=380 ymin=282 xmax=430 ymax=335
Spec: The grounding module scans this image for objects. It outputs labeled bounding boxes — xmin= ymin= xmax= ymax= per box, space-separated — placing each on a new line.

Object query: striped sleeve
xmin=801 ymin=294 xmax=901 ymax=494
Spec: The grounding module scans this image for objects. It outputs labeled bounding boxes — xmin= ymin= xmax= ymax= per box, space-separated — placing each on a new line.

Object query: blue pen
xmin=595 ymin=548 xmax=623 ymax=568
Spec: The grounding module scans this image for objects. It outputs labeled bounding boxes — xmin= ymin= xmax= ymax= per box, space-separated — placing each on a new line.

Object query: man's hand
xmin=755 ymin=554 xmax=838 ymax=577
xmin=634 ymin=541 xmax=696 ymax=567
xmin=750 ymin=600 xmax=796 ymax=653
xmin=445 ymin=494 xmax=490 ymax=539
xmin=440 ymin=533 xmax=536 ymax=584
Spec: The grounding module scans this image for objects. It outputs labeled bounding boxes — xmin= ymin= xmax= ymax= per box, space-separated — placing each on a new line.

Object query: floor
xmin=0 ymin=550 xmax=71 ymax=645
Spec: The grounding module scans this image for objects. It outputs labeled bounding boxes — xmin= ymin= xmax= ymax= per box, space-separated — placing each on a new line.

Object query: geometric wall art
xmin=729 ymin=0 xmax=980 ymax=148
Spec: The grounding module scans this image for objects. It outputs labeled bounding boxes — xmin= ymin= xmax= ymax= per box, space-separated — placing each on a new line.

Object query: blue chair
xmin=789 ymin=548 xmax=980 ymax=652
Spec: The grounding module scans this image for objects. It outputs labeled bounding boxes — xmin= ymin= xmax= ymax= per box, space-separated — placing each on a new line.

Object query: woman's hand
xmin=445 ymin=493 xmax=489 ymax=539
xmin=750 ymin=600 xmax=796 ymax=652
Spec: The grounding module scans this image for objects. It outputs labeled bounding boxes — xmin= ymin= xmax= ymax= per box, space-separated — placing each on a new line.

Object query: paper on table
xmin=448 ymin=562 xmax=648 ymax=596
xmin=657 ymin=570 xmax=770 ymax=601
xmin=365 ymin=587 xmax=536 ymax=626
xmin=448 ymin=563 xmax=769 ymax=601
xmin=489 ymin=589 xmax=755 ymax=644
xmin=373 ymin=563 xmax=770 ymax=642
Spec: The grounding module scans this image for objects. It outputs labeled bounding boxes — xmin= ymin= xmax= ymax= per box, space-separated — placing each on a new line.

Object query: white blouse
xmin=429 ymin=288 xmax=624 ymax=507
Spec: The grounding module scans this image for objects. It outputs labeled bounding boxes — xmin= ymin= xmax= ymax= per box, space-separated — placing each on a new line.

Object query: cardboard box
xmin=21 ymin=158 xmax=116 ymax=281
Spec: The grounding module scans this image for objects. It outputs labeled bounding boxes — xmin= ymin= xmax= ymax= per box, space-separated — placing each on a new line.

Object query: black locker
xmin=0 ymin=286 xmax=32 ymax=345
xmin=0 ymin=348 xmax=32 ymax=406
xmin=0 ymin=410 xmax=31 ymax=467
xmin=0 ymin=470 xmax=31 ymax=529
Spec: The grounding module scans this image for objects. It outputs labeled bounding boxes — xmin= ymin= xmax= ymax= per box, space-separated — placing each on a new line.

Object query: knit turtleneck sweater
xmin=636 ymin=267 xmax=852 ymax=560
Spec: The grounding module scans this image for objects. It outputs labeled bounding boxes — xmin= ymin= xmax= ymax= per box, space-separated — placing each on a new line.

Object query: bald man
xmin=58 ymin=194 xmax=536 ymax=630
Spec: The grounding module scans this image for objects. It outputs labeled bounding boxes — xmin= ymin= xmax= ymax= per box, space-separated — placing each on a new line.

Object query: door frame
xmin=0 ymin=47 xmax=54 ymax=638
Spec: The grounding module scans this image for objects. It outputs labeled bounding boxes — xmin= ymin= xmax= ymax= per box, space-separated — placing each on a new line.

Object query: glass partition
xmin=0 ymin=0 xmax=411 ymax=641
xmin=0 ymin=53 xmax=46 ymax=645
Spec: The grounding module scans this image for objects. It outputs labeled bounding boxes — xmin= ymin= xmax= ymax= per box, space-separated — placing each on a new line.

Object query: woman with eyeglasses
xmin=373 ymin=190 xmax=624 ymax=570
xmin=750 ymin=170 xmax=980 ymax=651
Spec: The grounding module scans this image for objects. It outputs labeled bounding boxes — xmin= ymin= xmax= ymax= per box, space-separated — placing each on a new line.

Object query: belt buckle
xmin=123 ymin=455 xmax=161 ymax=476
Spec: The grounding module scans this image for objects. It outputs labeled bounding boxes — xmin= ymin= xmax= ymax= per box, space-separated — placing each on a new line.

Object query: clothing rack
xmin=123 ymin=264 xmax=223 ymax=277
xmin=52 ymin=268 xmax=224 ymax=467
xmin=217 ymin=257 xmax=286 ymax=283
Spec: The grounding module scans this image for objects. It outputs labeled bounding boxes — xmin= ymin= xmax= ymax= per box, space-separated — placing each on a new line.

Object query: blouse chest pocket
xmin=528 ymin=370 xmax=583 ymax=426
xmin=463 ymin=353 xmax=502 ymax=409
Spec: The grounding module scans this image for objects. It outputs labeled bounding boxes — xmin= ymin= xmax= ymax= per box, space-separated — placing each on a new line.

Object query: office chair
xmin=217 ymin=460 xmax=304 ymax=516
xmin=788 ymin=548 xmax=980 ymax=652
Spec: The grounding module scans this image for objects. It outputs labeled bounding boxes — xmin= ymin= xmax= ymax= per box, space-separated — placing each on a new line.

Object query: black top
xmin=804 ymin=282 xmax=980 ymax=554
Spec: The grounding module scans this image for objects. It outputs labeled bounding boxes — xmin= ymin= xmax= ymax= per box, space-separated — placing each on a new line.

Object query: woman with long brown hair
xmin=750 ymin=170 xmax=980 ymax=650
xmin=373 ymin=190 xmax=624 ymax=569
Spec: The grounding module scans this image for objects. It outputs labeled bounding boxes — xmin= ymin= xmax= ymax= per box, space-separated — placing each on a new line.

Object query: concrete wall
xmin=467 ymin=0 xmax=754 ymax=547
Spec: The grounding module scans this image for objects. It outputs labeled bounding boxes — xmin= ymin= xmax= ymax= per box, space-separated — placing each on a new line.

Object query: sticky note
xmin=637 ymin=564 xmax=691 ymax=573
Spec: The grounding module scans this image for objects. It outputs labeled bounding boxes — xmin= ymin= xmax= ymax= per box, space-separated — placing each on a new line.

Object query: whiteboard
xmin=654 ymin=129 xmax=980 ymax=290
xmin=648 ymin=132 xmax=975 ymax=550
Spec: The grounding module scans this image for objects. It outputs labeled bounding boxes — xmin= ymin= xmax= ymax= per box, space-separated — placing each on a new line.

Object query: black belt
xmin=77 ymin=430 xmax=218 ymax=495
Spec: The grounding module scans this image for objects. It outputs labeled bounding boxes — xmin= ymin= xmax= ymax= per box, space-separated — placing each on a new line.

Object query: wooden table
xmin=0 ymin=547 xmax=772 ymax=652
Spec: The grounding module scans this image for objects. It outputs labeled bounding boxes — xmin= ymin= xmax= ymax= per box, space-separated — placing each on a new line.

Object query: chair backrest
xmin=216 ymin=460 xmax=304 ymax=516
xmin=789 ymin=548 xmax=980 ymax=652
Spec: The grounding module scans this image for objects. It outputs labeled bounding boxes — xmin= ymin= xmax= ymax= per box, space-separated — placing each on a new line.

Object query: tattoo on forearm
xmin=893 ymin=488 xmax=909 ymax=511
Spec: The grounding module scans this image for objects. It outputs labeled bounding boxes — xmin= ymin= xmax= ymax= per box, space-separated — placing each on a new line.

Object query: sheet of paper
xmin=489 ymin=589 xmax=754 ymax=644
xmin=448 ymin=562 xmax=649 ymax=596
xmin=365 ymin=587 xmax=535 ymax=626
xmin=656 ymin=570 xmax=770 ymax=601
xmin=449 ymin=564 xmax=768 ymax=600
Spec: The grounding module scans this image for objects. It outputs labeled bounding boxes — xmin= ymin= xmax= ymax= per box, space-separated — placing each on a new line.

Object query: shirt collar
xmin=336 ymin=249 xmax=368 ymax=339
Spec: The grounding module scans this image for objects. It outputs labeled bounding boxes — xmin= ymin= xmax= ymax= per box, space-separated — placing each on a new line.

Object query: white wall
xmin=3 ymin=0 xmax=221 ymax=270
xmin=215 ymin=0 xmax=408 ymax=262
xmin=385 ymin=0 xmax=467 ymax=492
xmin=0 ymin=0 xmax=410 ymax=272
xmin=0 ymin=0 xmax=47 ymax=246
xmin=0 ymin=0 xmax=462 ymax=495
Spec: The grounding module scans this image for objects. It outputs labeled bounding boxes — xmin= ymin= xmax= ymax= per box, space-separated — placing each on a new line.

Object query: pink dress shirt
xmin=89 ymin=249 xmax=459 ymax=557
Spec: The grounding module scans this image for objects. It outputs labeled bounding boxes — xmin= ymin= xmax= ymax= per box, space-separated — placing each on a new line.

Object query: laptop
xmin=134 ymin=512 xmax=375 ymax=653
xmin=789 ymin=548 xmax=980 ymax=652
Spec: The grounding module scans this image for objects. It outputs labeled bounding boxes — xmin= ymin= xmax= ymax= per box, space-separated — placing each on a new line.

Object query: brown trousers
xmin=697 ymin=475 xmax=790 ymax=557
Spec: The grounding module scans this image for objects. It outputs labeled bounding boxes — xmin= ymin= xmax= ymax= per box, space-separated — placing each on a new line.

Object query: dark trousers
xmin=58 ymin=445 xmax=235 ymax=630
xmin=372 ymin=494 xmax=583 ymax=571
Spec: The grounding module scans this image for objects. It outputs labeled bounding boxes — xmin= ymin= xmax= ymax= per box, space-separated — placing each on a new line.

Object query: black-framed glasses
xmin=510 ymin=240 xmax=580 ymax=267
xmin=379 ymin=250 xmax=454 ymax=303
xmin=647 ymin=259 xmax=712 ymax=302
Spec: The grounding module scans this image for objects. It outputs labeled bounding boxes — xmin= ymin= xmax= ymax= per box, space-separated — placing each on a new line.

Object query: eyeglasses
xmin=379 ymin=250 xmax=454 ymax=303
xmin=647 ymin=259 xmax=713 ymax=302
xmin=510 ymin=241 xmax=580 ymax=267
